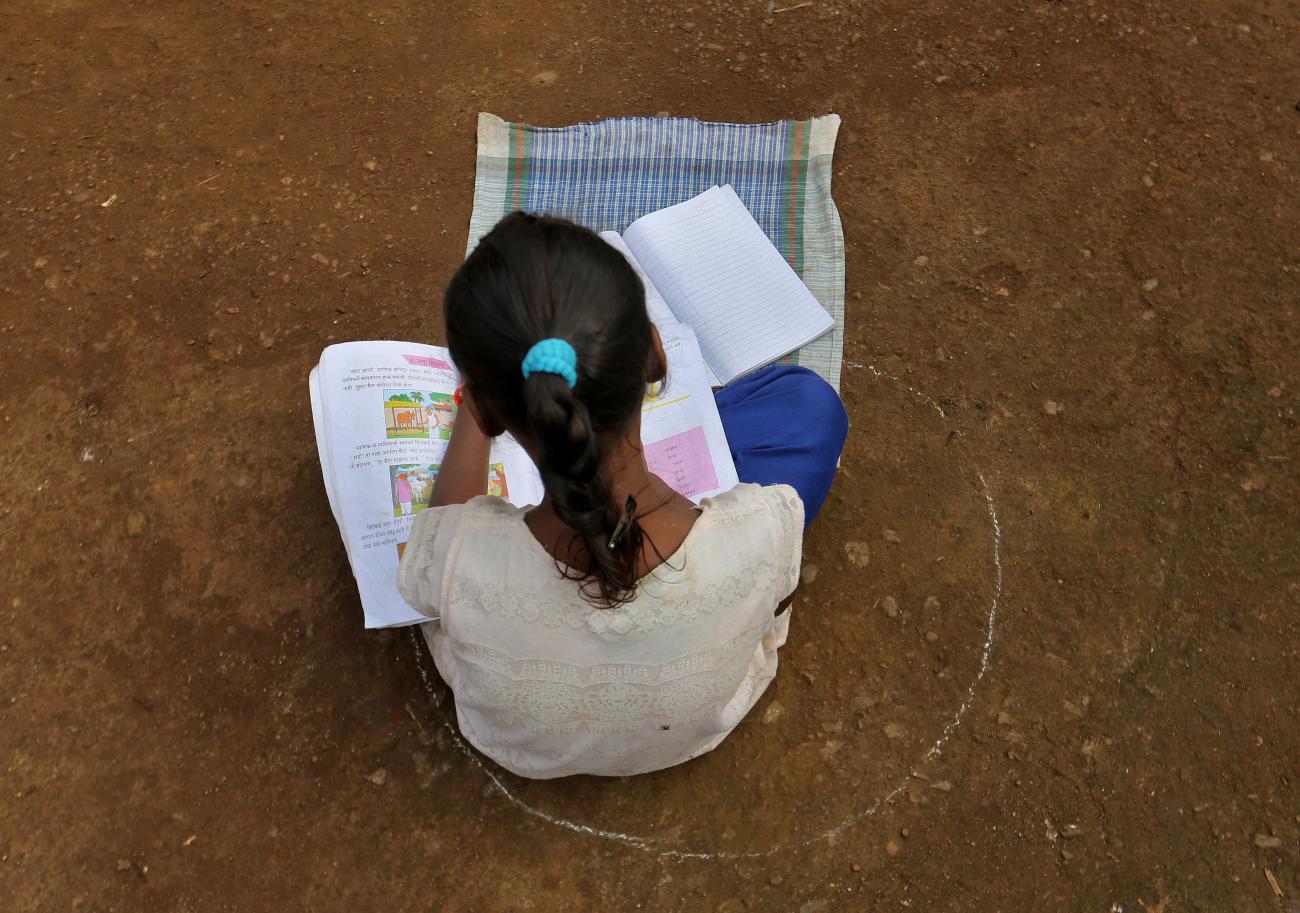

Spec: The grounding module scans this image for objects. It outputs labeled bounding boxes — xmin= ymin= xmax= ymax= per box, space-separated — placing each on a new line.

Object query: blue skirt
xmin=714 ymin=365 xmax=848 ymax=528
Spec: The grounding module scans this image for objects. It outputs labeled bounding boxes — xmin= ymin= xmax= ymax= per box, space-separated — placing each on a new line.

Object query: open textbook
xmin=599 ymin=184 xmax=834 ymax=387
xmin=310 ymin=326 xmax=738 ymax=628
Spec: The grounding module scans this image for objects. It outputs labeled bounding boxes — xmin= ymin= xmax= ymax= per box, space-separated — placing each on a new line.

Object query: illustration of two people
xmin=397 ymin=465 xmax=502 ymax=514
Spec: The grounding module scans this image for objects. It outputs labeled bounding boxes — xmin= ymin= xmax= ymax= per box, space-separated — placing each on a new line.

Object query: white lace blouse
xmin=397 ymin=483 xmax=804 ymax=779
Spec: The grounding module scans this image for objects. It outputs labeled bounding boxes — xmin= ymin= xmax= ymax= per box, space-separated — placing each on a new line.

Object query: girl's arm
xmin=429 ymin=391 xmax=492 ymax=508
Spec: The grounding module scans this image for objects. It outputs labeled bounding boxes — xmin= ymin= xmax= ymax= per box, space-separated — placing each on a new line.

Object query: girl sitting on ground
xmin=398 ymin=212 xmax=847 ymax=779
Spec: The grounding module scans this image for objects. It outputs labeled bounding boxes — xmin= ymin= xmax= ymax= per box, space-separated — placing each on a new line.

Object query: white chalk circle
xmin=409 ymin=364 xmax=1003 ymax=860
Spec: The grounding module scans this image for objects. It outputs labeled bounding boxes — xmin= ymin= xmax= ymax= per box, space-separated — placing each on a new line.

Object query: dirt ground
xmin=2 ymin=0 xmax=1298 ymax=910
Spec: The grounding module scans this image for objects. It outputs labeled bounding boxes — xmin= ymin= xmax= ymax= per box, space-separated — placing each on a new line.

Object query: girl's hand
xmin=454 ymin=385 xmax=484 ymax=432
xmin=429 ymin=384 xmax=492 ymax=508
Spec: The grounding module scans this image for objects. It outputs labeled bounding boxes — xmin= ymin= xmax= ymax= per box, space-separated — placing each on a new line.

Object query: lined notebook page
xmin=599 ymin=232 xmax=679 ymax=330
xmin=601 ymin=231 xmax=723 ymax=387
xmin=621 ymin=185 xmax=834 ymax=385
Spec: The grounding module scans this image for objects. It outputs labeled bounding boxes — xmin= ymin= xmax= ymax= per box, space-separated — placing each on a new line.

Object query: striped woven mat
xmin=466 ymin=112 xmax=845 ymax=390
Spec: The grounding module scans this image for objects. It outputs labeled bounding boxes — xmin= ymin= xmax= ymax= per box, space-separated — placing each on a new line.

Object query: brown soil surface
xmin=2 ymin=1 xmax=1297 ymax=910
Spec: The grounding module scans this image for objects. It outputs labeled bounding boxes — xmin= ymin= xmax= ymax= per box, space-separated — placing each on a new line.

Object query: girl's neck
xmin=524 ymin=418 xmax=700 ymax=579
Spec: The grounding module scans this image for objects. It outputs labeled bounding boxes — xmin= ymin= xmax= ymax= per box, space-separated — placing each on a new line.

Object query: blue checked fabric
xmin=465 ymin=113 xmax=845 ymax=390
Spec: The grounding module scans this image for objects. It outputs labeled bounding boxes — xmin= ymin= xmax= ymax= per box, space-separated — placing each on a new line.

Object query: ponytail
xmin=444 ymin=211 xmax=655 ymax=607
xmin=522 ymin=371 xmax=643 ymax=606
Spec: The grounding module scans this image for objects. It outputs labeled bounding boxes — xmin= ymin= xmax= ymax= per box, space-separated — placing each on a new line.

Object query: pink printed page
xmin=644 ymin=426 xmax=720 ymax=500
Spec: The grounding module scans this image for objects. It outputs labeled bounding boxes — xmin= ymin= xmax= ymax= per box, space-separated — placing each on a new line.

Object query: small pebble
xmin=1061 ymin=823 xmax=1084 ymax=839
xmin=769 ymin=874 xmax=783 ymax=886
xmin=881 ymin=596 xmax=899 ymax=619
xmin=363 ymin=160 xmax=379 ymax=172
xmin=844 ymin=541 xmax=870 ymax=568
xmin=366 ymin=768 xmax=388 ymax=786
xmin=532 ymin=70 xmax=559 ymax=86
xmin=126 ymin=512 xmax=146 ymax=536
xmin=802 ymin=562 xmax=819 ymax=584
xmin=115 ymin=859 xmax=132 ymax=872
xmin=884 ymin=722 xmax=906 ymax=740
xmin=913 ymin=255 xmax=929 ymax=266
xmin=1043 ymin=400 xmax=1063 ymax=416
xmin=1254 ymin=833 xmax=1282 ymax=848
xmin=885 ymin=839 xmax=901 ymax=856
xmin=882 ymin=528 xmax=901 ymax=543
xmin=925 ymin=631 xmax=939 ymax=643
xmin=930 ymin=780 xmax=953 ymax=792
xmin=1142 ymin=278 xmax=1159 ymax=292
xmin=851 ymin=863 xmax=862 ymax=872
xmin=762 ymin=702 xmax=785 ymax=725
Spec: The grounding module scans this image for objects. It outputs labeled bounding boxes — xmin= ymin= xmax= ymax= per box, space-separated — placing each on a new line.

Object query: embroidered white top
xmin=396 ymin=483 xmax=804 ymax=779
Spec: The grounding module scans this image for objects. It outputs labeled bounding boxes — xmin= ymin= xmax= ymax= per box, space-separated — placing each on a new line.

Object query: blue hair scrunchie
xmin=520 ymin=338 xmax=578 ymax=389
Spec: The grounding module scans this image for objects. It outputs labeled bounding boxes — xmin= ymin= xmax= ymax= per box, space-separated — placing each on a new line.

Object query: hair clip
xmin=607 ymin=494 xmax=637 ymax=550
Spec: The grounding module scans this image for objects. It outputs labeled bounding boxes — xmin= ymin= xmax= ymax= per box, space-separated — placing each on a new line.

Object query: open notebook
xmin=603 ymin=185 xmax=834 ymax=387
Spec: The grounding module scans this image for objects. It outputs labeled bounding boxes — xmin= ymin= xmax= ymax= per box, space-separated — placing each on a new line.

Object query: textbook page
xmin=309 ymin=367 xmax=341 ymax=530
xmin=642 ymin=325 xmax=738 ymax=502
xmin=621 ymin=184 xmax=834 ymax=386
xmin=313 ymin=341 xmax=543 ymax=628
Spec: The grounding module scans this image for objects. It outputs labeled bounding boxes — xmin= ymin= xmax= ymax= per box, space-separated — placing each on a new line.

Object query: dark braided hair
xmin=444 ymin=212 xmax=654 ymax=607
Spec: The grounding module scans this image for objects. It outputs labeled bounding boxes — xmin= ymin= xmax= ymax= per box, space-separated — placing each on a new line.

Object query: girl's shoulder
xmin=689 ymin=484 xmax=804 ymax=604
xmin=699 ymin=482 xmax=804 ymax=532
xmin=407 ymin=494 xmax=522 ymax=540
xmin=397 ymin=496 xmax=524 ymax=618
